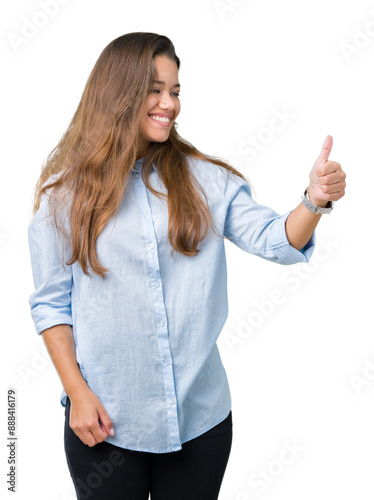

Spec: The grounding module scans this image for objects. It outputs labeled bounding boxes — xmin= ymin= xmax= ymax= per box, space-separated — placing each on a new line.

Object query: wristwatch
xmin=301 ymin=187 xmax=334 ymax=214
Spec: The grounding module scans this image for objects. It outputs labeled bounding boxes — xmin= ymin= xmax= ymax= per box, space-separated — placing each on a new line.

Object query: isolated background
xmin=1 ymin=0 xmax=373 ymax=498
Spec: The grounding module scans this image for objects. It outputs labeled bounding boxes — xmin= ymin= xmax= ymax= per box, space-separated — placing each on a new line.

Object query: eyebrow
xmin=152 ymin=80 xmax=181 ymax=88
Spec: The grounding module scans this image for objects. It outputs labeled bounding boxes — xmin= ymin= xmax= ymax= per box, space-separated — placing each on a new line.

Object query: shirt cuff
xmin=271 ymin=209 xmax=316 ymax=265
xmin=30 ymin=310 xmax=73 ymax=336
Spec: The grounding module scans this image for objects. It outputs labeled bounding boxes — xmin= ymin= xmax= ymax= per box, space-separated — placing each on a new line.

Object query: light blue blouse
xmin=27 ymin=156 xmax=316 ymax=453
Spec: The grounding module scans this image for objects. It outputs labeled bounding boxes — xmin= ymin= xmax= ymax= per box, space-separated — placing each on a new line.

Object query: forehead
xmin=153 ymin=55 xmax=179 ymax=77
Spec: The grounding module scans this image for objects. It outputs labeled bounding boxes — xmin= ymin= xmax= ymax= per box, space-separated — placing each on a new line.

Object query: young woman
xmin=27 ymin=32 xmax=346 ymax=499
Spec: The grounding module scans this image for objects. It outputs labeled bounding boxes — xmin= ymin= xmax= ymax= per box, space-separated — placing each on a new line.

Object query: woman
xmin=27 ymin=32 xmax=346 ymax=499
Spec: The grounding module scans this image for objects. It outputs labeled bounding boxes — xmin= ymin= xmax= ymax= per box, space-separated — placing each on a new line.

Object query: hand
xmin=308 ymin=135 xmax=346 ymax=207
xmin=68 ymin=385 xmax=115 ymax=447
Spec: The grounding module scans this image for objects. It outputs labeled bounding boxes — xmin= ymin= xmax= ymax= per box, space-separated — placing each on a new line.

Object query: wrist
xmin=307 ymin=186 xmax=328 ymax=208
xmin=302 ymin=186 xmax=334 ymax=215
xmin=65 ymin=377 xmax=90 ymax=401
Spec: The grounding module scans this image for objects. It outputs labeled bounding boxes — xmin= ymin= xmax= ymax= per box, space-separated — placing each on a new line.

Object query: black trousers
xmin=64 ymin=396 xmax=233 ymax=499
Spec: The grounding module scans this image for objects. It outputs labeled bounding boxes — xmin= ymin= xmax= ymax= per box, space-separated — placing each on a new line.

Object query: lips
xmin=149 ymin=113 xmax=173 ymax=119
xmin=148 ymin=115 xmax=171 ymax=127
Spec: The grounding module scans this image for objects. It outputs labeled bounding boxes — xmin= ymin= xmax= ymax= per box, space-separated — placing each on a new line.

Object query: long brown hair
xmin=30 ymin=32 xmax=252 ymax=279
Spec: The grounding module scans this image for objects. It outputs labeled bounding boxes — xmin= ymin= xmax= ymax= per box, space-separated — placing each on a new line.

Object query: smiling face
xmin=137 ymin=54 xmax=181 ymax=159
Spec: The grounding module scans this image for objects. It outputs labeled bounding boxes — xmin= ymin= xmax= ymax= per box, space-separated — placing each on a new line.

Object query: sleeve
xmin=223 ymin=175 xmax=316 ymax=265
xmin=27 ymin=189 xmax=73 ymax=335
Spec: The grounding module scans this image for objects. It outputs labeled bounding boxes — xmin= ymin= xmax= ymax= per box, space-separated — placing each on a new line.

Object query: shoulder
xmin=41 ymin=170 xmax=65 ymax=191
xmin=186 ymin=156 xmax=251 ymax=201
xmin=30 ymin=171 xmax=69 ymax=226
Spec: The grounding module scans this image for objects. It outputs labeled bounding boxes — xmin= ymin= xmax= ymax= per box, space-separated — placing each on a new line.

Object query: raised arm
xmin=285 ymin=135 xmax=346 ymax=251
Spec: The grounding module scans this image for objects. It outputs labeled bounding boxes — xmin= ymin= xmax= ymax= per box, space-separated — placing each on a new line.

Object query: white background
xmin=1 ymin=0 xmax=373 ymax=498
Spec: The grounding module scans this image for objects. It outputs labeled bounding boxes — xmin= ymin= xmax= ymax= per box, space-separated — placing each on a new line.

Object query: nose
xmin=158 ymin=91 xmax=175 ymax=110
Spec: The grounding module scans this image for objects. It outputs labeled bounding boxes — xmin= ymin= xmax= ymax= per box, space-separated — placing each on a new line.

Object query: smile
xmin=149 ymin=115 xmax=171 ymax=127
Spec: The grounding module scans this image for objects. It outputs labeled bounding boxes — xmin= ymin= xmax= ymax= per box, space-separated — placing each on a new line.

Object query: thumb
xmin=316 ymin=135 xmax=333 ymax=164
xmin=98 ymin=407 xmax=115 ymax=436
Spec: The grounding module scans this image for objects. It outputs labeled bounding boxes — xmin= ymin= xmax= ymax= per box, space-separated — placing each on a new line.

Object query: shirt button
xmin=135 ymin=173 xmax=140 ymax=178
xmin=149 ymin=242 xmax=155 ymax=249
xmin=158 ymin=320 xmax=165 ymax=327
xmin=154 ymin=281 xmax=160 ymax=288
xmin=168 ymin=398 xmax=175 ymax=405
xmin=144 ymin=208 xmax=149 ymax=214
xmin=163 ymin=358 xmax=170 ymax=365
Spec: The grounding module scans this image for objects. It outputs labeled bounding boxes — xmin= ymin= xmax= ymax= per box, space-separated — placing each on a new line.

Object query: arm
xmin=223 ymin=135 xmax=345 ymax=264
xmin=285 ymin=135 xmax=346 ymax=252
xmin=41 ymin=323 xmax=88 ymax=399
xmin=41 ymin=323 xmax=115 ymax=447
xmin=285 ymin=201 xmax=324 ymax=251
xmin=28 ymin=187 xmax=114 ymax=447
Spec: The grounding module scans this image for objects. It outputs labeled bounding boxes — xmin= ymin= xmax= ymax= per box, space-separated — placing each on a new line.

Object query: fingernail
xmin=109 ymin=429 xmax=115 ymax=436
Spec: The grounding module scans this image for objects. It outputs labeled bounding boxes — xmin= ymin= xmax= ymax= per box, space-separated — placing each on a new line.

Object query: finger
xmin=318 ymin=169 xmax=342 ymax=182
xmin=320 ymin=189 xmax=345 ymax=201
xmin=75 ymin=428 xmax=98 ymax=447
xmin=319 ymin=179 xmax=344 ymax=190
xmin=320 ymin=181 xmax=345 ymax=193
xmin=316 ymin=135 xmax=333 ymax=164
xmin=86 ymin=432 xmax=100 ymax=447
xmin=90 ymin=420 xmax=109 ymax=444
xmin=319 ymin=175 xmax=346 ymax=188
xmin=98 ymin=406 xmax=114 ymax=436
xmin=317 ymin=161 xmax=341 ymax=177
xmin=98 ymin=411 xmax=115 ymax=437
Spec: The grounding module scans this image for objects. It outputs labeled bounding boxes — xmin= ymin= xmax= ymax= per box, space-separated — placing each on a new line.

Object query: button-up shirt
xmin=27 ymin=156 xmax=316 ymax=453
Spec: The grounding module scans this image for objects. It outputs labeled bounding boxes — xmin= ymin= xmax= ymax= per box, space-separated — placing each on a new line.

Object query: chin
xmin=147 ymin=134 xmax=170 ymax=143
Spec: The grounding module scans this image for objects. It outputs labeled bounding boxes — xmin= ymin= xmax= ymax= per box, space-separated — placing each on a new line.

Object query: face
xmin=137 ymin=55 xmax=181 ymax=159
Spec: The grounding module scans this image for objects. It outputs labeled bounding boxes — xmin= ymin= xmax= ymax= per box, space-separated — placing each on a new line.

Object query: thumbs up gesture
xmin=308 ymin=135 xmax=346 ymax=207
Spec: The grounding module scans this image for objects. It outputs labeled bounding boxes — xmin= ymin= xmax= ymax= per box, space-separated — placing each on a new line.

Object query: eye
xmin=151 ymin=89 xmax=180 ymax=97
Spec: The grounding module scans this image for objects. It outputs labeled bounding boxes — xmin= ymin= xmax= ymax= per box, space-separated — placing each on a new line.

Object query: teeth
xmin=150 ymin=115 xmax=170 ymax=123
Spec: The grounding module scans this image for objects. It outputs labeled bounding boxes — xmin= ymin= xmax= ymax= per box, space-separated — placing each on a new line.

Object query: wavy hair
xmin=30 ymin=32 xmax=252 ymax=278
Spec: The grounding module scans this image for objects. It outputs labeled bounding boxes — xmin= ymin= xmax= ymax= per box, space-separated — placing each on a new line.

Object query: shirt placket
xmin=132 ymin=167 xmax=181 ymax=451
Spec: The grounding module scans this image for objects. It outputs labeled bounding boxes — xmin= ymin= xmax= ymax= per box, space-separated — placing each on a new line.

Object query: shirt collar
xmin=132 ymin=157 xmax=158 ymax=173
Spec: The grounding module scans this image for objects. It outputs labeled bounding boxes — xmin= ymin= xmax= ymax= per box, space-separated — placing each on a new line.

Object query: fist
xmin=308 ymin=135 xmax=346 ymax=207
